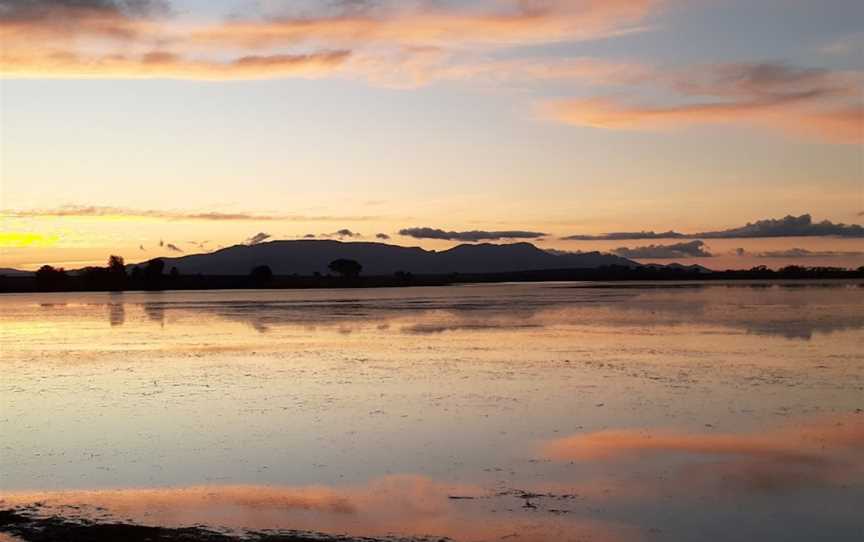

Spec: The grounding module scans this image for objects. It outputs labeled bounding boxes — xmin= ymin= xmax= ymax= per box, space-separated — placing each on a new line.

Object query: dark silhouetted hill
xmin=0 ymin=268 xmax=33 ymax=276
xmin=142 ymin=240 xmax=638 ymax=276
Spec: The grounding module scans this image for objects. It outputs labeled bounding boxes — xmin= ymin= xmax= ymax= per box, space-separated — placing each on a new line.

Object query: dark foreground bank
xmin=0 ymin=508 xmax=444 ymax=542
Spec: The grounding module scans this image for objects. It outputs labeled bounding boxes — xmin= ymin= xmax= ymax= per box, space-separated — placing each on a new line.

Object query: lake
xmin=1 ymin=282 xmax=862 ymax=541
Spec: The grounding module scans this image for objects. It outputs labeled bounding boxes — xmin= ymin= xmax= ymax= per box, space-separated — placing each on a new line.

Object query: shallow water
xmin=1 ymin=282 xmax=863 ymax=541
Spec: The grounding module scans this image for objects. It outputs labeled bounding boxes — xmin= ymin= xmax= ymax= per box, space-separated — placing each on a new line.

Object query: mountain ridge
xmin=136 ymin=240 xmax=639 ymax=276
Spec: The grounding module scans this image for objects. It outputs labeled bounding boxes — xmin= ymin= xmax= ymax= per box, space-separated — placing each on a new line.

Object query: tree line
xmin=7 ymin=255 xmax=860 ymax=293
xmin=32 ymin=256 xmax=367 ymax=292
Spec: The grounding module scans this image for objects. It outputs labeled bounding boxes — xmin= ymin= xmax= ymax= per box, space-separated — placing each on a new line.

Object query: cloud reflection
xmin=542 ymin=414 xmax=864 ymax=494
xmin=0 ymin=475 xmax=635 ymax=542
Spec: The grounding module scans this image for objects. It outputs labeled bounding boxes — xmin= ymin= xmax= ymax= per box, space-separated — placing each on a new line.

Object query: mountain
xmin=0 ymin=268 xmax=33 ymax=276
xmin=140 ymin=240 xmax=637 ymax=276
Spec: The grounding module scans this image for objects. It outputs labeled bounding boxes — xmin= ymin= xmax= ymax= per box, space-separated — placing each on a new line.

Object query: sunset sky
xmin=1 ymin=0 xmax=862 ymax=270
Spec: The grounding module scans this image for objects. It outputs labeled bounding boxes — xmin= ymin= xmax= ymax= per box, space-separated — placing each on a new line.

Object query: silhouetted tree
xmin=328 ymin=259 xmax=362 ymax=279
xmin=169 ymin=267 xmax=180 ymax=279
xmin=35 ymin=265 xmax=68 ymax=291
xmin=780 ymin=265 xmax=805 ymax=274
xmin=107 ymin=255 xmax=127 ymax=290
xmin=249 ymin=265 xmax=273 ymax=286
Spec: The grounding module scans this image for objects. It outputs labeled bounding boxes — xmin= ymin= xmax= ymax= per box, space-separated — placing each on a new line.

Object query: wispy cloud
xmin=2 ymin=205 xmax=379 ymax=222
xmin=0 ymin=0 xmax=169 ymax=40
xmin=563 ymin=230 xmax=685 ymax=241
xmin=612 ymin=240 xmax=712 ymax=259
xmin=1 ymin=50 xmax=352 ymax=80
xmin=820 ymin=32 xmax=864 ymax=56
xmin=245 ymin=232 xmax=272 ymax=245
xmin=563 ymin=214 xmax=864 ymax=240
xmin=737 ymin=248 xmax=864 ymax=259
xmin=1 ymin=0 xmax=660 ymax=83
xmin=193 ymin=0 xmax=659 ymax=49
xmin=541 ymin=62 xmax=864 ymax=144
xmin=165 ymin=242 xmax=183 ymax=252
xmin=399 ymin=227 xmax=546 ymax=241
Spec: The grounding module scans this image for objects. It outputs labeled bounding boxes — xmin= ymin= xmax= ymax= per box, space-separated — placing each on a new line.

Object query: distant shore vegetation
xmin=1 ymin=255 xmax=861 ymax=293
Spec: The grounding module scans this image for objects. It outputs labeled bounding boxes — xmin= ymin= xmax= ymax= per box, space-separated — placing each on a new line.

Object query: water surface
xmin=1 ymin=282 xmax=862 ymax=541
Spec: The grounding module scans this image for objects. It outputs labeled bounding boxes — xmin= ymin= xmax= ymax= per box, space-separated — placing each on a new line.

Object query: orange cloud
xmin=2 ymin=205 xmax=378 ymax=221
xmin=541 ymin=98 xmax=863 ymax=144
xmin=0 ymin=0 xmax=659 ymax=82
xmin=540 ymin=63 xmax=864 ymax=144
xmin=0 ymin=50 xmax=350 ymax=80
xmin=351 ymin=51 xmax=651 ymax=88
xmin=192 ymin=0 xmax=658 ymax=49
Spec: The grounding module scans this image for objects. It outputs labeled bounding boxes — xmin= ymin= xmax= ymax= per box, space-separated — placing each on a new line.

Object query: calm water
xmin=1 ymin=282 xmax=863 ymax=541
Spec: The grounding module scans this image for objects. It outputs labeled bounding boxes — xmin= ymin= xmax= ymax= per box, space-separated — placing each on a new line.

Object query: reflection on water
xmin=1 ymin=282 xmax=863 ymax=541
xmin=0 ymin=476 xmax=634 ymax=542
xmin=543 ymin=413 xmax=864 ymax=493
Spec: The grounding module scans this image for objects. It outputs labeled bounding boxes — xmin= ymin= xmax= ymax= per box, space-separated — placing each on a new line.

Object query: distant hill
xmin=644 ymin=263 xmax=713 ymax=274
xmin=137 ymin=240 xmax=638 ymax=276
xmin=0 ymin=268 xmax=33 ymax=276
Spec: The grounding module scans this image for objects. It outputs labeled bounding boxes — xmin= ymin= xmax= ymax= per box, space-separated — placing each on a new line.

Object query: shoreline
xmin=2 ymin=267 xmax=863 ymax=294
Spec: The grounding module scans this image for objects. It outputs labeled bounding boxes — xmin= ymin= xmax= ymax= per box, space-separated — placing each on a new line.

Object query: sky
xmin=1 ymin=0 xmax=862 ymax=270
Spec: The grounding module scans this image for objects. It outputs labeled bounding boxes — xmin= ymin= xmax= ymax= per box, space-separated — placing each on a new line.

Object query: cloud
xmin=245 ymin=232 xmax=271 ymax=245
xmin=165 ymin=243 xmax=183 ymax=252
xmin=696 ymin=214 xmax=863 ymax=238
xmin=737 ymin=248 xmax=864 ymax=259
xmin=0 ymin=0 xmax=168 ymax=40
xmin=820 ymin=33 xmax=864 ymax=56
xmin=375 ymin=233 xmax=391 ymax=240
xmin=398 ymin=227 xmax=546 ymax=241
xmin=563 ymin=214 xmax=864 ymax=240
xmin=2 ymin=205 xmax=379 ymax=222
xmin=0 ymin=0 xmax=348 ymax=80
xmin=1 ymin=50 xmax=352 ymax=80
xmin=194 ymin=0 xmax=659 ymax=49
xmin=1 ymin=0 xmax=660 ymax=83
xmin=563 ymin=230 xmax=685 ymax=241
xmin=299 ymin=229 xmax=363 ymax=239
xmin=612 ymin=240 xmax=712 ymax=259
xmin=334 ymin=228 xmax=361 ymax=239
xmin=540 ymin=62 xmax=864 ymax=144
